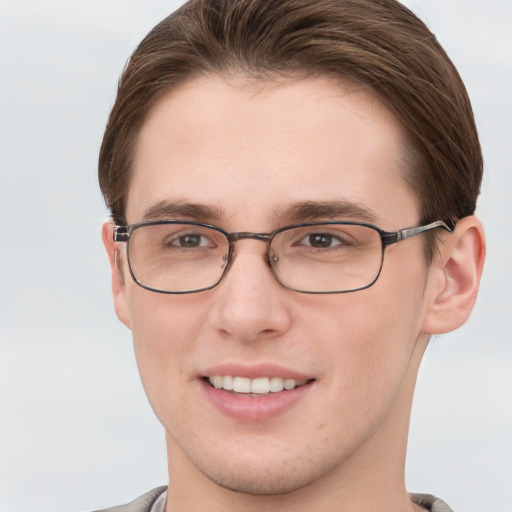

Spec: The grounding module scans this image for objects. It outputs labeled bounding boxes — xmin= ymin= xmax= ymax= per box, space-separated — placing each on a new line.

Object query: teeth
xmin=208 ymin=376 xmax=308 ymax=394
xmin=251 ymin=377 xmax=270 ymax=394
xmin=223 ymin=375 xmax=234 ymax=390
xmin=233 ymin=376 xmax=251 ymax=393
xmin=284 ymin=378 xmax=297 ymax=390
xmin=212 ymin=376 xmax=223 ymax=389
xmin=269 ymin=376 xmax=284 ymax=392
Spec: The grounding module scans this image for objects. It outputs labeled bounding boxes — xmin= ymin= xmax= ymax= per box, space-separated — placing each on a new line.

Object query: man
xmin=98 ymin=0 xmax=485 ymax=511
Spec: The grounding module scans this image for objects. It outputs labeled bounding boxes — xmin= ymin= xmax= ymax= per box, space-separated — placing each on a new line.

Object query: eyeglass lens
xmin=126 ymin=222 xmax=384 ymax=293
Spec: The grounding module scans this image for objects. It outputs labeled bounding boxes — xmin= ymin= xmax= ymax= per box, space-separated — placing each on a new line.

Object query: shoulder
xmin=93 ymin=487 xmax=167 ymax=512
xmin=410 ymin=493 xmax=454 ymax=512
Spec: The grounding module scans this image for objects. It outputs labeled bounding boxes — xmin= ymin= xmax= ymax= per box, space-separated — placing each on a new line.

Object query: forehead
xmin=127 ymin=75 xmax=418 ymax=228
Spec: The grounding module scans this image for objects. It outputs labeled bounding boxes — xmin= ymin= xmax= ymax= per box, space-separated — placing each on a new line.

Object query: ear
xmin=422 ymin=215 xmax=486 ymax=335
xmin=101 ymin=220 xmax=132 ymax=329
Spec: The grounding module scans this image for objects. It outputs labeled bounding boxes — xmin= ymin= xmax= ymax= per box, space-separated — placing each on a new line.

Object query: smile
xmin=207 ymin=376 xmax=309 ymax=394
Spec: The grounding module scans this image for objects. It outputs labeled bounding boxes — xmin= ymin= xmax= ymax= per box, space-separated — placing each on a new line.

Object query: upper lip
xmin=201 ymin=362 xmax=313 ymax=381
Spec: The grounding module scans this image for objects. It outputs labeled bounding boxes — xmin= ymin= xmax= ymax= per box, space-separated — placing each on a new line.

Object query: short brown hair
xmin=99 ymin=0 xmax=482 ymax=261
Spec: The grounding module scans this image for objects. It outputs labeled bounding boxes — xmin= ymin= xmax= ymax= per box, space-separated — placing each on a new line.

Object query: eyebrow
xmin=142 ymin=200 xmax=222 ymax=223
xmin=273 ymin=200 xmax=377 ymax=225
xmin=141 ymin=199 xmax=376 ymax=226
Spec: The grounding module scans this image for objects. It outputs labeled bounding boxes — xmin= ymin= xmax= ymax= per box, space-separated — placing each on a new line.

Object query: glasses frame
xmin=113 ymin=219 xmax=456 ymax=294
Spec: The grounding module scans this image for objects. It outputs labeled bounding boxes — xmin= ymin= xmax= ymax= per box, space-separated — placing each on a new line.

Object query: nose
xmin=207 ymin=240 xmax=293 ymax=344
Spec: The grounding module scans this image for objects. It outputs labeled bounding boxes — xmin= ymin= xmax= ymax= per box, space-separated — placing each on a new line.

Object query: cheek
xmin=311 ymin=263 xmax=427 ymax=394
xmin=129 ymin=289 xmax=207 ymax=349
xmin=126 ymin=292 xmax=209 ymax=415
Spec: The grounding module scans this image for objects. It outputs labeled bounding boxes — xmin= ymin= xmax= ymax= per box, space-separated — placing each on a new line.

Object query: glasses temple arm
xmin=382 ymin=219 xmax=456 ymax=246
xmin=113 ymin=226 xmax=129 ymax=242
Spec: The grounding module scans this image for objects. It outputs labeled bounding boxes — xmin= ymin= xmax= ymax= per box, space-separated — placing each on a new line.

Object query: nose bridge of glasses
xmin=225 ymin=232 xmax=275 ymax=272
xmin=228 ymin=232 xmax=271 ymax=244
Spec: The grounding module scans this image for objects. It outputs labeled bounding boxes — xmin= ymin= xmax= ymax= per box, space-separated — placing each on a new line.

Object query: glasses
xmin=113 ymin=219 xmax=455 ymax=294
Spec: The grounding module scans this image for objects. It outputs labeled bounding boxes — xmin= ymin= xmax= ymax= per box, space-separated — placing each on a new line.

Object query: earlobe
xmin=101 ymin=220 xmax=132 ymax=329
xmin=422 ymin=216 xmax=486 ymax=335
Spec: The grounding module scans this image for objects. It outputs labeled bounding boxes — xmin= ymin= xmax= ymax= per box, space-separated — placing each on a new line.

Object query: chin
xmin=201 ymin=464 xmax=316 ymax=496
xmin=188 ymin=443 xmax=339 ymax=497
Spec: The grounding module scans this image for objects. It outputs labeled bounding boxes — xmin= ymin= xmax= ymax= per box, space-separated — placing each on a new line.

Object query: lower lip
xmin=200 ymin=379 xmax=313 ymax=422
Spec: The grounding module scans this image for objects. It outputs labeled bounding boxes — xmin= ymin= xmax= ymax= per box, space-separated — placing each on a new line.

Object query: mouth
xmin=205 ymin=375 xmax=313 ymax=395
xmin=201 ymin=369 xmax=315 ymax=420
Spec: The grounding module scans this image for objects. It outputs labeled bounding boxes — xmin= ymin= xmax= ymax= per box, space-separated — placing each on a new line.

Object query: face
xmin=111 ymin=76 xmax=436 ymax=496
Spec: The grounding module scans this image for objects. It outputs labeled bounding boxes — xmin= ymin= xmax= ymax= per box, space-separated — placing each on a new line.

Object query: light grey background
xmin=0 ymin=1 xmax=510 ymax=511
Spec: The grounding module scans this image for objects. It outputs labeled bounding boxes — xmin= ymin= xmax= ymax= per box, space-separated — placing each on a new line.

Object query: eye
xmin=168 ymin=233 xmax=213 ymax=248
xmin=300 ymin=233 xmax=345 ymax=249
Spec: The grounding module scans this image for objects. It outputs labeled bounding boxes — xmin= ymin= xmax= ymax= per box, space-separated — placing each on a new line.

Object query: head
xmin=99 ymin=0 xmax=482 ymax=263
xmin=99 ymin=0 xmax=485 ymax=507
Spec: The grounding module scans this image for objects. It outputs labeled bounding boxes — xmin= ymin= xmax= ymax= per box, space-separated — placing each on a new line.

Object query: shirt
xmin=148 ymin=489 xmax=454 ymax=511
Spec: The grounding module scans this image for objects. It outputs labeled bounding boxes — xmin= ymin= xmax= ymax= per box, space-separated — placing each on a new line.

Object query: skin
xmin=103 ymin=75 xmax=485 ymax=512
